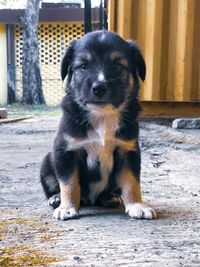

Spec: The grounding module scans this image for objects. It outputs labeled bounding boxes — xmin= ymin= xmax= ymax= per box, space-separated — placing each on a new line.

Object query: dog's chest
xmin=85 ymin=121 xmax=118 ymax=203
xmin=85 ymin=123 xmax=115 ymax=172
xmin=65 ymin=122 xmax=117 ymax=170
xmin=65 ymin=112 xmax=120 ymax=203
xmin=66 ymin=112 xmax=119 ymax=172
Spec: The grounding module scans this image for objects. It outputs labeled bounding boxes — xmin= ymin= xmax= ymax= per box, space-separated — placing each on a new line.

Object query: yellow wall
xmin=108 ymin=0 xmax=200 ymax=102
xmin=0 ymin=24 xmax=7 ymax=105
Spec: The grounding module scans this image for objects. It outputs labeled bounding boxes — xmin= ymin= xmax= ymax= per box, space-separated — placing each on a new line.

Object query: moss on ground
xmin=0 ymin=213 xmax=64 ymax=266
xmin=0 ymin=246 xmax=61 ymax=266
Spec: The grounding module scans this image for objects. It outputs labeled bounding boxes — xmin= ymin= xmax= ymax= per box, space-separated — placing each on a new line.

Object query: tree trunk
xmin=20 ymin=0 xmax=45 ymax=104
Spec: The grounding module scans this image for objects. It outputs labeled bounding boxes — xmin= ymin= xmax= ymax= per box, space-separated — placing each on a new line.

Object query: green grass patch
xmin=0 ymin=104 xmax=62 ymax=118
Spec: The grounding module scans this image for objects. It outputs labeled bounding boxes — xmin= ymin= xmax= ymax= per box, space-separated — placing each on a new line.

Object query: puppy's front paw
xmin=125 ymin=203 xmax=156 ymax=220
xmin=53 ymin=206 xmax=79 ymax=220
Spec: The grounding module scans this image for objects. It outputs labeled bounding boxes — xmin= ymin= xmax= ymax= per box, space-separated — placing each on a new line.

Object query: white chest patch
xmin=87 ymin=121 xmax=117 ymax=203
xmin=87 ymin=106 xmax=120 ymax=203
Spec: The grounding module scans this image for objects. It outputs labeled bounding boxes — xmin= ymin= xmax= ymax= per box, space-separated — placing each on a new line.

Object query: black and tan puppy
xmin=40 ymin=30 xmax=156 ymax=220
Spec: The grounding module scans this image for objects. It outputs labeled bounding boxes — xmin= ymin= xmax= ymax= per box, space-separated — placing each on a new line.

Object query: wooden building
xmin=108 ymin=0 xmax=200 ymax=117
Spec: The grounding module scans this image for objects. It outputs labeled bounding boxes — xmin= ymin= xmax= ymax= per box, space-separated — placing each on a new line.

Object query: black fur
xmin=40 ymin=30 xmax=146 ymax=213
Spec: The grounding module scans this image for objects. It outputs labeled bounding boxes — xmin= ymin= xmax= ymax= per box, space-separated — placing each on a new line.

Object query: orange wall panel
xmin=108 ymin=0 xmax=200 ymax=102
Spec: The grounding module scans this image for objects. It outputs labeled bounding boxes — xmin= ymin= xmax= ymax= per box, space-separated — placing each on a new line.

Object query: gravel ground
xmin=0 ymin=116 xmax=200 ymax=266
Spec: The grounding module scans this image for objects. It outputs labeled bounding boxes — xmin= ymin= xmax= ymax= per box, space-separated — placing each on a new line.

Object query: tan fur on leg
xmin=53 ymin=169 xmax=80 ymax=220
xmin=59 ymin=169 xmax=80 ymax=210
xmin=118 ymin=168 xmax=142 ymax=204
xmin=118 ymin=168 xmax=156 ymax=219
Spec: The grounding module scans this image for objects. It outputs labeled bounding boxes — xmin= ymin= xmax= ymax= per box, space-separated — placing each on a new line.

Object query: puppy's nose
xmin=92 ymin=82 xmax=106 ymax=97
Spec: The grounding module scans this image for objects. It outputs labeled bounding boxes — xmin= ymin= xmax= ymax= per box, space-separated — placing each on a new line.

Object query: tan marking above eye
xmin=110 ymin=52 xmax=128 ymax=68
xmin=118 ymin=59 xmax=128 ymax=68
xmin=110 ymin=52 xmax=124 ymax=60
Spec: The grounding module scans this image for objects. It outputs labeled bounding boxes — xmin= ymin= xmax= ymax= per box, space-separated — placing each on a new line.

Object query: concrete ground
xmin=0 ymin=115 xmax=200 ymax=266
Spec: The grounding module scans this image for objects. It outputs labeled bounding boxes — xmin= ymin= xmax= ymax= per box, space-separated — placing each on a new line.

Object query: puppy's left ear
xmin=61 ymin=40 xmax=76 ymax=81
xmin=126 ymin=40 xmax=146 ymax=82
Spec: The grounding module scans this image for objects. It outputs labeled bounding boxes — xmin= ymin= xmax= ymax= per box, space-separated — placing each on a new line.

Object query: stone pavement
xmin=0 ymin=116 xmax=200 ymax=266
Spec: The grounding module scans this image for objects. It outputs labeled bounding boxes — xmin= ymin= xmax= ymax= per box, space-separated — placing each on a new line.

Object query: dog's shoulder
xmin=116 ymin=97 xmax=141 ymax=141
xmin=58 ymin=94 xmax=91 ymax=138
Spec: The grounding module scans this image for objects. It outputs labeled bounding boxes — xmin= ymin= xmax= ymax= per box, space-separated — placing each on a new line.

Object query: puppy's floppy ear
xmin=126 ymin=40 xmax=146 ymax=81
xmin=61 ymin=40 xmax=76 ymax=81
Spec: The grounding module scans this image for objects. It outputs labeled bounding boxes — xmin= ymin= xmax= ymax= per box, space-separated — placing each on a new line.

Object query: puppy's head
xmin=61 ymin=30 xmax=145 ymax=110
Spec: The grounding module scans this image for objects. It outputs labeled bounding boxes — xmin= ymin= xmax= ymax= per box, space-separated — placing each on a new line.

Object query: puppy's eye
xmin=80 ymin=63 xmax=88 ymax=70
xmin=114 ymin=63 xmax=126 ymax=72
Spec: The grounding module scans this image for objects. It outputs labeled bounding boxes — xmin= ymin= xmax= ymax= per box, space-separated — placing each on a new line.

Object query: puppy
xmin=40 ymin=30 xmax=156 ymax=220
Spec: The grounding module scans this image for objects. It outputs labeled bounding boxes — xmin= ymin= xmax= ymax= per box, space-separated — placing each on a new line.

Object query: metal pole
xmin=99 ymin=0 xmax=103 ymax=30
xmin=84 ymin=0 xmax=91 ymax=34
xmin=103 ymin=0 xmax=108 ymax=30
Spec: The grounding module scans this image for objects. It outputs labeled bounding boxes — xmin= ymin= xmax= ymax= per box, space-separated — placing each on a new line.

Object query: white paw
xmin=125 ymin=203 xmax=157 ymax=219
xmin=53 ymin=206 xmax=79 ymax=220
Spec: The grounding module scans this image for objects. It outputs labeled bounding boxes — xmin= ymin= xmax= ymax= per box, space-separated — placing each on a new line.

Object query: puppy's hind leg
xmin=40 ymin=152 xmax=61 ymax=208
xmin=97 ymin=192 xmax=123 ymax=208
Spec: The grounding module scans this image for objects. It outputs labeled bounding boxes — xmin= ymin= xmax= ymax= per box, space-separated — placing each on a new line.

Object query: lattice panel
xmin=15 ymin=24 xmax=23 ymax=100
xmin=15 ymin=22 xmax=84 ymax=105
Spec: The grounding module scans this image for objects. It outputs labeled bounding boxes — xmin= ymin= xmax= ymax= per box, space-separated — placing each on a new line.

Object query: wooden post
xmin=108 ymin=0 xmax=116 ymax=32
xmin=6 ymin=24 xmax=16 ymax=104
xmin=0 ymin=24 xmax=7 ymax=105
xmin=143 ymin=0 xmax=164 ymax=101
xmin=116 ymin=0 xmax=132 ymax=39
xmin=175 ymin=0 xmax=195 ymax=101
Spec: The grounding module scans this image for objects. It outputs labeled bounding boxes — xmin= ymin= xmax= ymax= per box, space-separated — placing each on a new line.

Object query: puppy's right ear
xmin=126 ymin=40 xmax=146 ymax=82
xmin=61 ymin=40 xmax=76 ymax=81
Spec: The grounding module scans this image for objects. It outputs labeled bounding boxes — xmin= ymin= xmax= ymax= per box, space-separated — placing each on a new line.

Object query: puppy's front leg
xmin=118 ymin=152 xmax=156 ymax=219
xmin=53 ymin=151 xmax=80 ymax=220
